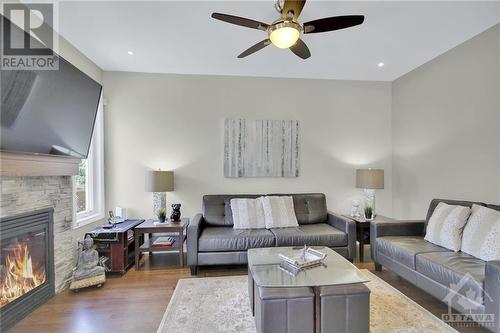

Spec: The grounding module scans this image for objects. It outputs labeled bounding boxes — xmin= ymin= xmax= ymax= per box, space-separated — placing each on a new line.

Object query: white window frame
xmin=73 ymin=93 xmax=105 ymax=228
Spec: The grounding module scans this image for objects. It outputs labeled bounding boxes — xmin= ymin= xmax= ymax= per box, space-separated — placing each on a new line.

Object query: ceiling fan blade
xmin=211 ymin=13 xmax=269 ymax=31
xmin=238 ymin=39 xmax=271 ymax=58
xmin=289 ymin=39 xmax=311 ymax=59
xmin=303 ymin=15 xmax=364 ymax=34
xmin=281 ymin=0 xmax=306 ymax=21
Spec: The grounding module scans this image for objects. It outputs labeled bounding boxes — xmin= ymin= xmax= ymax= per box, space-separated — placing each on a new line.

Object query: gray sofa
xmin=187 ymin=193 xmax=356 ymax=275
xmin=371 ymin=199 xmax=500 ymax=332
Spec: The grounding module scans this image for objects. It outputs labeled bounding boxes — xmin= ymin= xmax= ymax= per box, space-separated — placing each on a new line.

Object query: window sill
xmin=74 ymin=211 xmax=105 ymax=229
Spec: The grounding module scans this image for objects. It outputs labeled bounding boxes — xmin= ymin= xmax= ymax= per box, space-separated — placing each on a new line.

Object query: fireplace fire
xmin=0 ymin=208 xmax=54 ymax=332
xmin=1 ymin=238 xmax=47 ymax=308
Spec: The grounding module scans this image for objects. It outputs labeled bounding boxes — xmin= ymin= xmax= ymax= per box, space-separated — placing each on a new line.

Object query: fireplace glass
xmin=1 ymin=230 xmax=47 ymax=308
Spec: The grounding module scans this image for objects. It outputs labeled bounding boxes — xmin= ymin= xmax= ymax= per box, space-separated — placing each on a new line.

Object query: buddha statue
xmin=73 ymin=235 xmax=105 ymax=281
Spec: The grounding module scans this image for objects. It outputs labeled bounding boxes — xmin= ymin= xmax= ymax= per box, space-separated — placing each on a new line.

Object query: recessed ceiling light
xmin=127 ymin=51 xmax=134 ymax=55
xmin=378 ymin=62 xmax=385 ymax=67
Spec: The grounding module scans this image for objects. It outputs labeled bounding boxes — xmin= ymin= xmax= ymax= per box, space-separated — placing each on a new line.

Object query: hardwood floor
xmin=9 ymin=254 xmax=489 ymax=333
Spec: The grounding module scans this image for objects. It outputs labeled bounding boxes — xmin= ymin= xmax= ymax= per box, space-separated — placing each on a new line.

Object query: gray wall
xmin=392 ymin=24 xmax=500 ymax=219
xmin=103 ymin=73 xmax=393 ymax=219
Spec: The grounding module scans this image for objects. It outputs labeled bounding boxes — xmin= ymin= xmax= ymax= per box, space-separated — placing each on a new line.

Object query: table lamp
xmin=356 ymin=168 xmax=384 ymax=220
xmin=145 ymin=169 xmax=174 ymax=217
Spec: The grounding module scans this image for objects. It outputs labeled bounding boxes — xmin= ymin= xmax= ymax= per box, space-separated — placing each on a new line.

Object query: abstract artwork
xmin=224 ymin=119 xmax=300 ymax=177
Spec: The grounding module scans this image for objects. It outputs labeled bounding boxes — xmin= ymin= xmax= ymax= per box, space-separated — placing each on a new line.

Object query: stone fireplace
xmin=0 ymin=176 xmax=95 ymax=330
xmin=0 ymin=208 xmax=55 ymax=331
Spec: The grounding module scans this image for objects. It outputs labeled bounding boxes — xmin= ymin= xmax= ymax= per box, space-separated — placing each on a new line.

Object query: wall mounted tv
xmin=1 ymin=17 xmax=102 ymax=159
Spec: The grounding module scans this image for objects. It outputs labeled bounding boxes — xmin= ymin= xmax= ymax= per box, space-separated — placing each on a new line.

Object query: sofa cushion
xmin=198 ymin=227 xmax=275 ymax=252
xmin=203 ymin=194 xmax=259 ymax=226
xmin=462 ymin=204 xmax=500 ymax=261
xmin=286 ymin=193 xmax=328 ymax=224
xmin=204 ymin=193 xmax=328 ymax=226
xmin=376 ymin=236 xmax=450 ymax=269
xmin=424 ymin=202 xmax=471 ymax=251
xmin=270 ymin=223 xmax=347 ymax=247
xmin=260 ymin=196 xmax=299 ymax=229
xmin=416 ymin=251 xmax=485 ymax=303
xmin=425 ymin=199 xmax=485 ymax=227
xmin=230 ymin=198 xmax=266 ymax=229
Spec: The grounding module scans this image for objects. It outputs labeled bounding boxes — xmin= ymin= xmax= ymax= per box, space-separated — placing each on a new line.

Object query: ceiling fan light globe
xmin=268 ymin=21 xmax=301 ymax=49
xmin=270 ymin=27 xmax=300 ymax=48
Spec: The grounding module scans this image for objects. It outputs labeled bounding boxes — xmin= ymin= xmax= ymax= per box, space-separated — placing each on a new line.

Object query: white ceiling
xmin=57 ymin=1 xmax=500 ymax=81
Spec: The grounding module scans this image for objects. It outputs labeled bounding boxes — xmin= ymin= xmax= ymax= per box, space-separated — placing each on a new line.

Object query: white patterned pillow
xmin=424 ymin=202 xmax=471 ymax=251
xmin=259 ymin=196 xmax=299 ymax=229
xmin=462 ymin=205 xmax=500 ymax=261
xmin=230 ymin=198 xmax=266 ymax=229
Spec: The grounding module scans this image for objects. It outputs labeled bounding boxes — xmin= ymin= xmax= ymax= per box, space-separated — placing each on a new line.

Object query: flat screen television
xmin=1 ymin=18 xmax=102 ymax=159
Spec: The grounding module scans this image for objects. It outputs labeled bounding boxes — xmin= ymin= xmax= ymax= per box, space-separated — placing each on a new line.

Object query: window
xmin=74 ymin=95 xmax=105 ymax=228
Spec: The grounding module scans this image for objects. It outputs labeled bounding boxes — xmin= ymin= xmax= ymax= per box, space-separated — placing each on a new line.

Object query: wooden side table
xmin=344 ymin=214 xmax=395 ymax=262
xmin=134 ymin=218 xmax=189 ymax=270
xmin=86 ymin=219 xmax=144 ymax=274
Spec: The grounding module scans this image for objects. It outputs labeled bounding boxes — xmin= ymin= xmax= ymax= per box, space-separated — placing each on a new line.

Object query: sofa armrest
xmin=187 ymin=214 xmax=205 ymax=268
xmin=370 ymin=219 xmax=425 ymax=239
xmin=485 ymin=261 xmax=500 ymax=333
xmin=327 ymin=212 xmax=356 ymax=261
xmin=370 ymin=219 xmax=425 ymax=265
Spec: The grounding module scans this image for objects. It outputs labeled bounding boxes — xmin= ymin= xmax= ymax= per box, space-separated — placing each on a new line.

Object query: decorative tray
xmin=278 ymin=247 xmax=327 ymax=270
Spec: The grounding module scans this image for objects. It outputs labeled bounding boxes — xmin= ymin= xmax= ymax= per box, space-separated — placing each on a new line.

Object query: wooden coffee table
xmin=134 ymin=218 xmax=189 ymax=270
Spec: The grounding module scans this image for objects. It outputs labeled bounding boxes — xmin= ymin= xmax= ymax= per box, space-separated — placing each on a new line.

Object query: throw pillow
xmin=259 ymin=196 xmax=299 ymax=229
xmin=462 ymin=204 xmax=500 ymax=261
xmin=424 ymin=202 xmax=471 ymax=251
xmin=230 ymin=198 xmax=266 ymax=229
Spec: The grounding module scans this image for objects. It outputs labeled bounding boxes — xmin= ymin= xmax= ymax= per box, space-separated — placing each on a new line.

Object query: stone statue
xmin=73 ymin=235 xmax=105 ymax=281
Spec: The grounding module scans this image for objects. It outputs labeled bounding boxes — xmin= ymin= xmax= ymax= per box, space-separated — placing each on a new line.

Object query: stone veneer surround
xmin=0 ymin=176 xmax=100 ymax=292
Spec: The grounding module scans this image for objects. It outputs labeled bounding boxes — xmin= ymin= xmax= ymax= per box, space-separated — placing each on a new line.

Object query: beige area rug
xmin=157 ymin=269 xmax=458 ymax=333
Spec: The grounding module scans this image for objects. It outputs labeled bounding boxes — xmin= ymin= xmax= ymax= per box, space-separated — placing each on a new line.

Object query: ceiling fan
xmin=211 ymin=0 xmax=364 ymax=59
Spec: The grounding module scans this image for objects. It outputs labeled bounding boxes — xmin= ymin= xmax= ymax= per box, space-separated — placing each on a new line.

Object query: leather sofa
xmin=187 ymin=193 xmax=356 ymax=275
xmin=371 ymin=199 xmax=500 ymax=332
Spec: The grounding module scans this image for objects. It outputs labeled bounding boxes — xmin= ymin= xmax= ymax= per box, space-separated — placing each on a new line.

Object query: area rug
xmin=157 ymin=269 xmax=458 ymax=333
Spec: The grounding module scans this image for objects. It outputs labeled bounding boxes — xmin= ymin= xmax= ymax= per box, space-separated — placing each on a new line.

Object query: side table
xmin=344 ymin=214 xmax=395 ymax=262
xmin=134 ymin=218 xmax=189 ymax=270
xmin=86 ymin=219 xmax=144 ymax=274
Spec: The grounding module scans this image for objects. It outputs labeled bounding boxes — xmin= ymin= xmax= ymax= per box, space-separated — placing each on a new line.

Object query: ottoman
xmin=319 ymin=283 xmax=370 ymax=333
xmin=255 ymin=285 xmax=314 ymax=333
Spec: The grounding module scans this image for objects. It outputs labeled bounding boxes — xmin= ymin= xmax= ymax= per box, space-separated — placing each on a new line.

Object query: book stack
xmin=152 ymin=236 xmax=175 ymax=248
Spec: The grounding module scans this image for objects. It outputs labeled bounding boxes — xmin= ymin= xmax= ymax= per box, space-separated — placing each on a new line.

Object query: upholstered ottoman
xmin=248 ymin=247 xmax=370 ymax=333
xmin=319 ymin=284 xmax=370 ymax=333
xmin=254 ymin=285 xmax=314 ymax=333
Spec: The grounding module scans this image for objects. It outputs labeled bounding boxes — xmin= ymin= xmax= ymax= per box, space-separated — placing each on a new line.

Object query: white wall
xmin=392 ymin=24 xmax=500 ymax=219
xmin=103 ymin=73 xmax=392 ymax=219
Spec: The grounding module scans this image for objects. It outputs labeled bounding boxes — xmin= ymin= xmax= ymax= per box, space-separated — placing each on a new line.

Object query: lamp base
xmin=363 ymin=189 xmax=376 ymax=219
xmin=153 ymin=192 xmax=166 ymax=216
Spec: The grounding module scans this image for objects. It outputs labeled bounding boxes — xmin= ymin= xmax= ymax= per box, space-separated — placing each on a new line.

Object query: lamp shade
xmin=145 ymin=170 xmax=174 ymax=192
xmin=356 ymin=169 xmax=384 ymax=189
